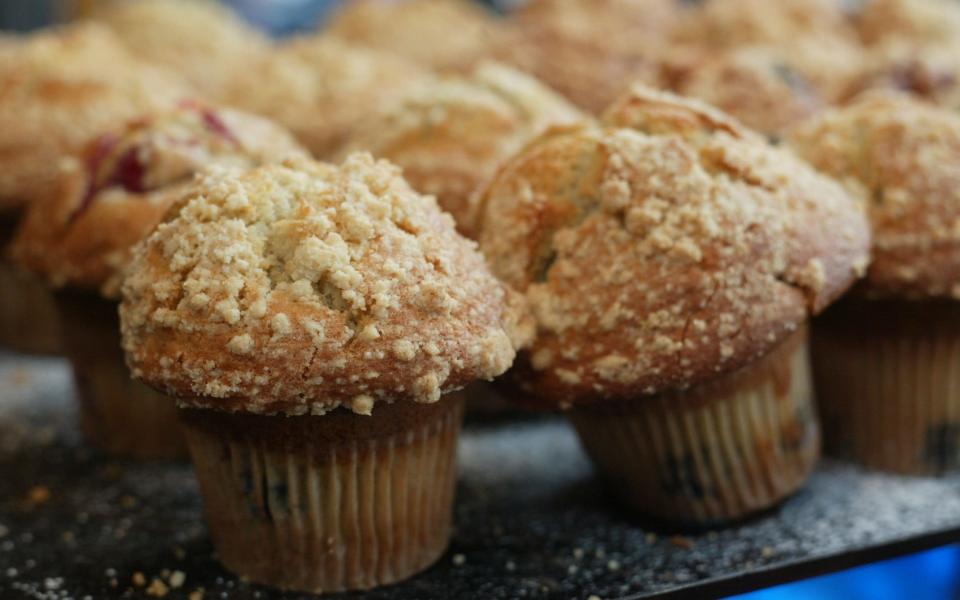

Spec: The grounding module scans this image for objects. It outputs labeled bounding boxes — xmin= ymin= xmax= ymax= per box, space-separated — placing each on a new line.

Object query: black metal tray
xmin=1 ymin=352 xmax=959 ymax=600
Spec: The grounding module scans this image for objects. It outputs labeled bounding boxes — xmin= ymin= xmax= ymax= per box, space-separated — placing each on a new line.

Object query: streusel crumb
xmin=121 ymin=154 xmax=522 ymax=414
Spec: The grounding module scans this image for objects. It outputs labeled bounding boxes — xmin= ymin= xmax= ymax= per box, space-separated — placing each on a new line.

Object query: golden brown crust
xmin=477 ymin=86 xmax=869 ymax=406
xmin=120 ymin=154 xmax=523 ymax=415
xmin=325 ymin=0 xmax=499 ymax=73
xmin=89 ymin=0 xmax=271 ymax=100
xmin=495 ymin=0 xmax=676 ymax=114
xmin=222 ymin=35 xmax=431 ymax=158
xmin=342 ymin=62 xmax=585 ymax=237
xmin=9 ymin=102 xmax=307 ymax=298
xmin=789 ymin=92 xmax=960 ymax=299
xmin=854 ymin=0 xmax=960 ymax=46
xmin=672 ymin=0 xmax=857 ymax=48
xmin=0 ymin=24 xmax=192 ymax=210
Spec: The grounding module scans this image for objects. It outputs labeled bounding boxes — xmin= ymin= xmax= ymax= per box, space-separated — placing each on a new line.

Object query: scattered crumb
xmin=588 ymin=595 xmax=603 ymax=600
xmin=188 ymin=588 xmax=205 ymax=600
xmin=27 ymin=486 xmax=50 ymax=505
xmin=670 ymin=535 xmax=695 ymax=550
xmin=645 ymin=533 xmax=657 ymax=544
xmin=132 ymin=572 xmax=146 ymax=587
xmin=61 ymin=531 xmax=74 ymax=543
xmin=169 ymin=570 xmax=186 ymax=589
xmin=452 ymin=553 xmax=466 ymax=566
xmin=762 ymin=546 xmax=774 ymax=558
xmin=607 ymin=559 xmax=621 ymax=572
xmin=573 ymin=547 xmax=584 ymax=559
xmin=146 ymin=577 xmax=169 ymax=597
xmin=505 ymin=561 xmax=516 ymax=572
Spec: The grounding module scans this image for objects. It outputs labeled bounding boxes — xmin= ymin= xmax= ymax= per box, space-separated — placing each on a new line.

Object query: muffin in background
xmin=790 ymin=92 xmax=960 ymax=475
xmin=120 ymin=155 xmax=525 ymax=592
xmin=325 ymin=0 xmax=499 ymax=73
xmin=496 ymin=0 xmax=677 ymax=113
xmin=9 ymin=101 xmax=307 ymax=459
xmin=848 ymin=40 xmax=960 ymax=109
xmin=477 ymin=86 xmax=869 ymax=525
xmin=673 ymin=0 xmax=857 ymax=48
xmin=0 ymin=23 xmax=191 ymax=354
xmin=223 ymin=35 xmax=431 ymax=158
xmin=675 ymin=38 xmax=866 ymax=138
xmin=89 ymin=0 xmax=272 ymax=101
xmin=344 ymin=61 xmax=584 ymax=237
xmin=854 ymin=0 xmax=960 ymax=46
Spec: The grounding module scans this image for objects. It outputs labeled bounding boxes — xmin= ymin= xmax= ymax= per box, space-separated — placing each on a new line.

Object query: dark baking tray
xmin=1 ymin=351 xmax=959 ymax=600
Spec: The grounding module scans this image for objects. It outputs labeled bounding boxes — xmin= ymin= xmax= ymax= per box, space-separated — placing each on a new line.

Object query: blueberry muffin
xmin=120 ymin=154 xmax=526 ymax=591
xmin=477 ymin=86 xmax=870 ymax=524
xmin=790 ymin=92 xmax=960 ymax=474
xmin=10 ymin=101 xmax=306 ymax=458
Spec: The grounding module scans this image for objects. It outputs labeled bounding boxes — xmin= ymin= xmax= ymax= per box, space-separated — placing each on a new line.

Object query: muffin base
xmin=814 ymin=299 xmax=960 ymax=475
xmin=570 ymin=327 xmax=818 ymax=526
xmin=0 ymin=212 xmax=60 ymax=354
xmin=55 ymin=291 xmax=186 ymax=460
xmin=179 ymin=395 xmax=465 ymax=593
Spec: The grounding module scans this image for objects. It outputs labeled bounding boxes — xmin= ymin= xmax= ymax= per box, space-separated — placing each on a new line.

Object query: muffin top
xmin=325 ymin=0 xmax=498 ymax=73
xmin=120 ymin=154 xmax=525 ymax=415
xmin=676 ymin=46 xmax=827 ymax=138
xmin=496 ymin=0 xmax=675 ymax=114
xmin=789 ymin=92 xmax=960 ymax=299
xmin=855 ymin=0 xmax=960 ymax=46
xmin=223 ymin=36 xmax=430 ymax=158
xmin=849 ymin=40 xmax=960 ymax=109
xmin=9 ymin=102 xmax=307 ymax=299
xmin=0 ymin=24 xmax=191 ymax=210
xmin=673 ymin=0 xmax=856 ymax=48
xmin=90 ymin=0 xmax=271 ymax=100
xmin=343 ymin=62 xmax=584 ymax=237
xmin=478 ymin=86 xmax=869 ymax=406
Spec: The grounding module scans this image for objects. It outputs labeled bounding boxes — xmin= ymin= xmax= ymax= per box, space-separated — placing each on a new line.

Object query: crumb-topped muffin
xmin=496 ymin=0 xmax=676 ymax=114
xmin=790 ymin=92 xmax=960 ymax=474
xmin=325 ymin=0 xmax=499 ymax=73
xmin=0 ymin=23 xmax=190 ymax=354
xmin=9 ymin=101 xmax=306 ymax=459
xmin=478 ymin=86 xmax=869 ymax=523
xmin=344 ymin=61 xmax=584 ymax=236
xmin=854 ymin=0 xmax=960 ymax=46
xmin=223 ymin=36 xmax=431 ymax=158
xmin=120 ymin=154 xmax=523 ymax=591
xmin=0 ymin=24 xmax=190 ymax=209
xmin=90 ymin=0 xmax=271 ymax=100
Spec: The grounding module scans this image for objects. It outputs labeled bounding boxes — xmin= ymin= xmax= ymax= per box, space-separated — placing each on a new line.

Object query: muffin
xmin=119 ymin=154 xmax=524 ymax=592
xmin=477 ymin=86 xmax=870 ymax=524
xmin=495 ymin=0 xmax=676 ymax=114
xmin=0 ymin=24 xmax=190 ymax=354
xmin=90 ymin=0 xmax=271 ymax=100
xmin=343 ymin=61 xmax=584 ymax=236
xmin=673 ymin=0 xmax=857 ymax=48
xmin=790 ymin=92 xmax=960 ymax=474
xmin=325 ymin=0 xmax=499 ymax=73
xmin=854 ymin=0 xmax=960 ymax=46
xmin=9 ymin=102 xmax=307 ymax=459
xmin=674 ymin=39 xmax=865 ymax=138
xmin=223 ymin=35 xmax=431 ymax=158
xmin=847 ymin=40 xmax=960 ymax=109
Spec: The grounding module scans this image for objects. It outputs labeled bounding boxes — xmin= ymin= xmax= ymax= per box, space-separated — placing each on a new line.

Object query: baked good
xmin=120 ymin=154 xmax=524 ymax=591
xmin=674 ymin=38 xmax=865 ymax=137
xmin=343 ymin=61 xmax=584 ymax=236
xmin=90 ymin=0 xmax=271 ymax=100
xmin=854 ymin=0 xmax=960 ymax=46
xmin=10 ymin=102 xmax=307 ymax=459
xmin=0 ymin=23 xmax=190 ymax=354
xmin=222 ymin=35 xmax=431 ymax=158
xmin=790 ymin=92 xmax=960 ymax=474
xmin=495 ymin=0 xmax=676 ymax=113
xmin=325 ymin=0 xmax=499 ymax=73
xmin=848 ymin=40 xmax=960 ymax=109
xmin=477 ymin=86 xmax=870 ymax=523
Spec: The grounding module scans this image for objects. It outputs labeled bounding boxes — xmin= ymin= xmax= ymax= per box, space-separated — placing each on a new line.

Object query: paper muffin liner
xmin=0 ymin=262 xmax=61 ymax=354
xmin=54 ymin=291 xmax=186 ymax=460
xmin=179 ymin=394 xmax=465 ymax=593
xmin=569 ymin=327 xmax=818 ymax=525
xmin=814 ymin=299 xmax=960 ymax=475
